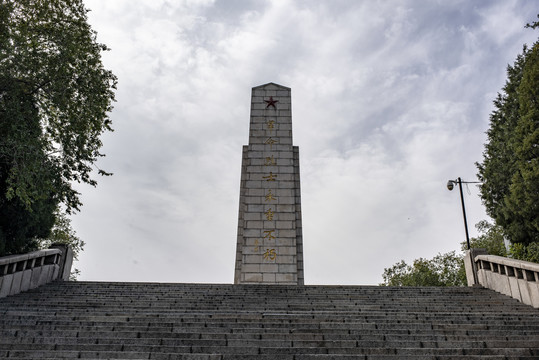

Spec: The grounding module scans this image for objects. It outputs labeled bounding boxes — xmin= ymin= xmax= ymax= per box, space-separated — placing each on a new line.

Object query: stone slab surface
xmin=475 ymin=254 xmax=539 ymax=308
xmin=1 ymin=281 xmax=538 ymax=359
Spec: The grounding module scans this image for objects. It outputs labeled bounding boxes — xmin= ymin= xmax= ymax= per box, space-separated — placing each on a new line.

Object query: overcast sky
xmin=73 ymin=0 xmax=538 ymax=285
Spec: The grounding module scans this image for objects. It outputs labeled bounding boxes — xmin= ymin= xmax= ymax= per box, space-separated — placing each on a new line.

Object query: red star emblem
xmin=264 ymin=96 xmax=278 ymax=109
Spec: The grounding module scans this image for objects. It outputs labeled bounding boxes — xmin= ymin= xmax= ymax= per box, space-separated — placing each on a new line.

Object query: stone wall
xmin=0 ymin=245 xmax=73 ymax=298
xmin=466 ymin=250 xmax=539 ymax=308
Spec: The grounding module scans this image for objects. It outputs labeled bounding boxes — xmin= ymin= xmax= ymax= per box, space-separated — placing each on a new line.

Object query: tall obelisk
xmin=234 ymin=83 xmax=304 ymax=285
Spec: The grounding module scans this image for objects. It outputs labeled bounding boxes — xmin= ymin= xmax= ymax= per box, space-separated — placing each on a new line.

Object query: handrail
xmin=0 ymin=245 xmax=72 ymax=298
xmin=0 ymin=248 xmax=61 ymax=267
xmin=473 ymin=253 xmax=539 ymax=308
xmin=475 ymin=254 xmax=539 ymax=274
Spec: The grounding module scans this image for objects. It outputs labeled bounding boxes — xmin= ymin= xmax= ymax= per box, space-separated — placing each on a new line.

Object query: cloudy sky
xmin=73 ymin=0 xmax=538 ymax=285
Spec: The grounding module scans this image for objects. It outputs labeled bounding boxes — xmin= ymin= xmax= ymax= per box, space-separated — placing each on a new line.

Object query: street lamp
xmin=447 ymin=177 xmax=481 ymax=250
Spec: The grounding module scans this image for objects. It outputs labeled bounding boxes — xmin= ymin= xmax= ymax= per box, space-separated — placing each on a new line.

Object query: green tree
xmin=381 ymin=221 xmax=512 ymax=287
xmin=0 ymin=0 xmax=116 ymax=255
xmin=464 ymin=220 xmax=508 ymax=257
xmin=477 ymin=21 xmax=539 ymax=245
xmin=463 ymin=220 xmax=539 ymax=263
xmin=0 ymin=77 xmax=59 ymax=255
xmin=381 ymin=251 xmax=466 ymax=287
xmin=38 ymin=210 xmax=85 ymax=279
xmin=509 ymin=242 xmax=539 ymax=263
xmin=503 ymin=42 xmax=539 ymax=244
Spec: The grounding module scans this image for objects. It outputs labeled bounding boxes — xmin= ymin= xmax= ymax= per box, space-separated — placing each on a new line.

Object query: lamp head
xmin=447 ymin=180 xmax=455 ymax=191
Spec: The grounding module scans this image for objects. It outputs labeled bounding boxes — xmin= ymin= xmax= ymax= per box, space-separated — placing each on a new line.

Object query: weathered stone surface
xmin=1 ymin=282 xmax=539 ymax=358
xmin=472 ymin=254 xmax=539 ymax=308
xmin=0 ymin=247 xmax=72 ymax=299
xmin=235 ymin=83 xmax=304 ymax=285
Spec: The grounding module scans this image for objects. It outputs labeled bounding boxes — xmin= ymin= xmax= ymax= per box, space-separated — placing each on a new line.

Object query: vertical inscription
xmin=262 ymin=97 xmax=277 ymax=262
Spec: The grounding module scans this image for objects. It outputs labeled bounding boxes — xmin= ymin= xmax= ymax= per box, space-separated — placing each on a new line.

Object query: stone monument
xmin=234 ymin=83 xmax=304 ymax=285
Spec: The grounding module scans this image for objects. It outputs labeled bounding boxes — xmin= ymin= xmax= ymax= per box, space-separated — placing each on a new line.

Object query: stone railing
xmin=465 ymin=249 xmax=539 ymax=308
xmin=0 ymin=244 xmax=73 ymax=298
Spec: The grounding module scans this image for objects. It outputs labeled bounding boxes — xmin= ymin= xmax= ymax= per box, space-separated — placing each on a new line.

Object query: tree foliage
xmin=38 ymin=210 xmax=84 ymax=279
xmin=380 ymin=218 xmax=537 ymax=287
xmin=509 ymin=242 xmax=539 ymax=263
xmin=381 ymin=251 xmax=466 ymax=287
xmin=463 ymin=220 xmax=539 ymax=264
xmin=504 ymin=42 xmax=539 ymax=244
xmin=0 ymin=77 xmax=58 ymax=255
xmin=477 ymin=26 xmax=539 ymax=245
xmin=0 ymin=0 xmax=116 ymax=256
xmin=463 ymin=220 xmax=508 ymax=257
xmin=0 ymin=0 xmax=116 ymax=212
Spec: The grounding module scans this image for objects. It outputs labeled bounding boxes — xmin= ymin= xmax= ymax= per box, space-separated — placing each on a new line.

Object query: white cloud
xmin=73 ymin=0 xmax=537 ymax=285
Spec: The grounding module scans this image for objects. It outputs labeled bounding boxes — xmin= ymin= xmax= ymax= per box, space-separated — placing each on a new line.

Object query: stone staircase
xmin=0 ymin=282 xmax=538 ymax=359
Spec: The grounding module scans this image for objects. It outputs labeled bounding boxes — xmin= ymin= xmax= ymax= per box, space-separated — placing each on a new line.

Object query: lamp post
xmin=447 ymin=178 xmax=481 ymax=250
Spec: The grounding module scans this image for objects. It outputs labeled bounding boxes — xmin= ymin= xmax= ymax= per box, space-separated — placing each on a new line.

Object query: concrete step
xmin=1 ymin=338 xmax=538 ymax=350
xmin=0 ymin=281 xmax=537 ymax=359
xmin=2 ymin=350 xmax=537 ymax=358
